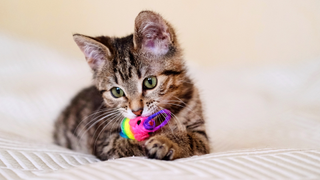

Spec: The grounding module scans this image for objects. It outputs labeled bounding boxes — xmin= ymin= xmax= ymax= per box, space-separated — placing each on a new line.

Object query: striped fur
xmin=54 ymin=11 xmax=210 ymax=160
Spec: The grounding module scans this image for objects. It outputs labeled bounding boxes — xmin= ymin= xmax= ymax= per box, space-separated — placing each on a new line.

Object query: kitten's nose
xmin=132 ymin=109 xmax=143 ymax=116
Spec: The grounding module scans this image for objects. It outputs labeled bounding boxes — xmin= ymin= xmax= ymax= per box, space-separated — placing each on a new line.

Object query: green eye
xmin=143 ymin=76 xmax=157 ymax=89
xmin=111 ymin=87 xmax=124 ymax=98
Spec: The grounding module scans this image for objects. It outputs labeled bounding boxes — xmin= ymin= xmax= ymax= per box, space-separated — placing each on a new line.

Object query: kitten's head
xmin=73 ymin=11 xmax=193 ymax=119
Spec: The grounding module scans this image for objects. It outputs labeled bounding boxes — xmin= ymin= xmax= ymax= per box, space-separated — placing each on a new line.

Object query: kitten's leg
xmin=95 ymin=133 xmax=145 ymax=160
xmin=145 ymin=130 xmax=210 ymax=160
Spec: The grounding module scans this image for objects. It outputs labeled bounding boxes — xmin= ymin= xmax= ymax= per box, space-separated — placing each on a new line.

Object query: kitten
xmin=54 ymin=10 xmax=210 ymax=160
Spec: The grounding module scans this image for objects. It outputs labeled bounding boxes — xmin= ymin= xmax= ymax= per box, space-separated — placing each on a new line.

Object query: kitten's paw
xmin=145 ymin=136 xmax=176 ymax=160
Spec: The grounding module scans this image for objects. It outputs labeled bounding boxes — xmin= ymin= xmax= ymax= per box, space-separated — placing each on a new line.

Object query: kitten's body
xmin=54 ymin=11 xmax=210 ymax=160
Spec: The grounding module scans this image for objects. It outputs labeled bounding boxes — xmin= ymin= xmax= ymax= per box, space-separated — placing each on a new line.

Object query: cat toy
xmin=120 ymin=109 xmax=171 ymax=141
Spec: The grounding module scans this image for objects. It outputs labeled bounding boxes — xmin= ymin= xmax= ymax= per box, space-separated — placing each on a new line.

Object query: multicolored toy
xmin=120 ymin=109 xmax=171 ymax=141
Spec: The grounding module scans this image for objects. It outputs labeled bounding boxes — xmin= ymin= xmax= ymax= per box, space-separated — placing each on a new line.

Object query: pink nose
xmin=132 ymin=109 xmax=143 ymax=116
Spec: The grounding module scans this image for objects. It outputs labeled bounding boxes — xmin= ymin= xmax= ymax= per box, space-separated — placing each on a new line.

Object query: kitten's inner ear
xmin=73 ymin=34 xmax=111 ymax=71
xmin=134 ymin=11 xmax=174 ymax=56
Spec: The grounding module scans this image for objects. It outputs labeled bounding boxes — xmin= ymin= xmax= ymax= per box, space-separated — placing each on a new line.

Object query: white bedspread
xmin=1 ymin=34 xmax=320 ymax=179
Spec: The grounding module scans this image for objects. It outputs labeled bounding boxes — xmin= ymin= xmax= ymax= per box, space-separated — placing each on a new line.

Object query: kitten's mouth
xmin=126 ymin=109 xmax=154 ymax=119
xmin=133 ymin=113 xmax=152 ymax=119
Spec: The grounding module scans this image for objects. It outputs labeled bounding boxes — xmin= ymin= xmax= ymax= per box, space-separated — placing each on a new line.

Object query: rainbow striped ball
xmin=120 ymin=117 xmax=135 ymax=140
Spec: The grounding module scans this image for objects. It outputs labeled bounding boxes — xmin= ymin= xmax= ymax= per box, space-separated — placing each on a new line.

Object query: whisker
xmin=96 ymin=114 xmax=123 ymax=150
xmin=75 ymin=108 xmax=120 ymax=134
xmin=76 ymin=108 xmax=120 ymax=136
xmin=78 ymin=111 xmax=120 ymax=141
xmin=93 ymin=113 xmax=123 ymax=153
xmin=155 ymin=105 xmax=179 ymax=141
xmin=161 ymin=102 xmax=186 ymax=108
xmin=157 ymin=104 xmax=184 ymax=131
xmin=106 ymin=112 xmax=124 ymax=138
xmin=170 ymin=111 xmax=184 ymax=130
xmin=73 ymin=102 xmax=105 ymax=134
xmin=168 ymin=96 xmax=203 ymax=120
xmin=90 ymin=112 xmax=120 ymax=142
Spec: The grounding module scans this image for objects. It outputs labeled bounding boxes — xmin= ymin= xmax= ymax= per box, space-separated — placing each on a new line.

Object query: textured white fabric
xmin=0 ymin=33 xmax=320 ymax=179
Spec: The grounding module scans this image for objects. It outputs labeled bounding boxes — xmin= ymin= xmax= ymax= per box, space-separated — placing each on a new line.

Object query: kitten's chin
xmin=141 ymin=111 xmax=153 ymax=118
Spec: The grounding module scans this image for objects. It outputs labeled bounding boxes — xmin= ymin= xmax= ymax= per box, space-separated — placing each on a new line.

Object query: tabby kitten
xmin=54 ymin=11 xmax=210 ymax=160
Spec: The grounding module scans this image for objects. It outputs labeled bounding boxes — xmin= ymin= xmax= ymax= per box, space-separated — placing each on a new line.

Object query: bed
xmin=1 ymin=33 xmax=320 ymax=180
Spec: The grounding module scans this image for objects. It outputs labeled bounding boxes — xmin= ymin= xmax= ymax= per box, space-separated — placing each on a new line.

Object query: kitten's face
xmin=102 ymin=73 xmax=163 ymax=119
xmin=98 ymin=54 xmax=175 ymax=119
xmin=74 ymin=11 xmax=192 ymax=119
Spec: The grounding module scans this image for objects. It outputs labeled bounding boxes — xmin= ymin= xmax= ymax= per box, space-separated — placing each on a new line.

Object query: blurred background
xmin=1 ymin=0 xmax=320 ymax=66
xmin=0 ymin=0 xmax=320 ymax=151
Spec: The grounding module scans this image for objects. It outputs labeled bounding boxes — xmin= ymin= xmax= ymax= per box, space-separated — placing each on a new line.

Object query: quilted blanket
xmin=1 ymin=33 xmax=320 ymax=179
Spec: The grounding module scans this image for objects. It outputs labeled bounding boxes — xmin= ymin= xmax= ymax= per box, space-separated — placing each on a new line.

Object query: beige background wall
xmin=1 ymin=0 xmax=320 ymax=66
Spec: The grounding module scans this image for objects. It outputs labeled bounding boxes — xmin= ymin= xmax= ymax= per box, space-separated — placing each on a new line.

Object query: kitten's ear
xmin=133 ymin=11 xmax=175 ymax=56
xmin=73 ymin=34 xmax=111 ymax=71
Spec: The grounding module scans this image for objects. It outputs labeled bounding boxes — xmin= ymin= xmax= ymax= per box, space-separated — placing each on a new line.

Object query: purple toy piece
xmin=144 ymin=109 xmax=171 ymax=131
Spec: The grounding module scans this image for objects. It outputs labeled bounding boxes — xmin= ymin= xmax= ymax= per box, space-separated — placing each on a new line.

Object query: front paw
xmin=145 ymin=136 xmax=176 ymax=160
